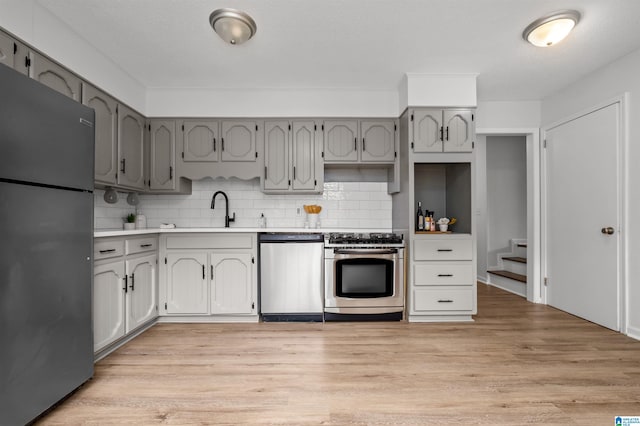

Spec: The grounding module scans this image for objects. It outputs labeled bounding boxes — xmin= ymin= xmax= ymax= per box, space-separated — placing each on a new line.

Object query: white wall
xmin=541 ymin=47 xmax=640 ymax=339
xmin=95 ymin=179 xmax=392 ymax=230
xmin=486 ymin=136 xmax=527 ymax=267
xmin=0 ymin=0 xmax=146 ymax=112
xmin=476 ymin=101 xmax=541 ymax=129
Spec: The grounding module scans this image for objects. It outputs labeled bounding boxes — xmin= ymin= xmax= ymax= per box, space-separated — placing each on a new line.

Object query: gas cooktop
xmin=325 ymin=232 xmax=404 ymax=247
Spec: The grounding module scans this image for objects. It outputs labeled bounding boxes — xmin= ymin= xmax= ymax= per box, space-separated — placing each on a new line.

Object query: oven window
xmin=336 ymin=258 xmax=394 ymax=298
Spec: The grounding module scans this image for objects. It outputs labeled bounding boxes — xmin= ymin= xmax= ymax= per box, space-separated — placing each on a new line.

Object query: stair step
xmin=516 ymin=243 xmax=527 ymax=248
xmin=487 ymin=270 xmax=526 ymax=283
xmin=503 ymin=256 xmax=527 ymax=264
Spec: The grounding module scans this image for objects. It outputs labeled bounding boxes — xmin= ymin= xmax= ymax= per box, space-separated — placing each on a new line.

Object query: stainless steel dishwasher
xmin=259 ymin=233 xmax=324 ymax=321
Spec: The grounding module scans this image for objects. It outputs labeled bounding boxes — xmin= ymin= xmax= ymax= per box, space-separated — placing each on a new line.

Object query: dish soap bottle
xmin=258 ymin=213 xmax=266 ymax=228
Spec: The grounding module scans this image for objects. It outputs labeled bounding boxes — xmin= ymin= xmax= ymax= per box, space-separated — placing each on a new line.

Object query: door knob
xmin=601 ymin=227 xmax=615 ymax=235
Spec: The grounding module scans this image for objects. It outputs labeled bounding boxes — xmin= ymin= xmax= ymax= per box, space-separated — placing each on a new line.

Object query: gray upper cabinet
xmin=117 ymin=105 xmax=145 ymax=190
xmin=263 ymin=120 xmax=319 ymax=193
xmin=360 ymin=120 xmax=396 ymax=162
xmin=182 ymin=120 xmax=219 ymax=162
xmin=82 ymin=84 xmax=118 ymax=186
xmin=443 ymin=110 xmax=474 ymax=152
xmin=220 ymin=120 xmax=258 ymax=162
xmin=0 ymin=30 xmax=29 ymax=75
xmin=31 ymin=53 xmax=81 ymax=101
xmin=323 ymin=120 xmax=358 ymax=162
xmin=264 ymin=121 xmax=290 ymax=191
xmin=324 ymin=119 xmax=397 ymax=163
xmin=412 ymin=108 xmax=474 ymax=153
xmin=149 ymin=120 xmax=176 ymax=190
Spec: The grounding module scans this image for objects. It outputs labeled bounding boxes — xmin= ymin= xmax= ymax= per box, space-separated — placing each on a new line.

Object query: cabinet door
xmin=413 ymin=109 xmax=443 ymax=153
xmin=210 ymin=252 xmax=254 ymax=314
xmin=443 ymin=110 xmax=473 ymax=152
xmin=125 ymin=254 xmax=157 ymax=333
xmin=292 ymin=120 xmax=317 ymax=190
xmin=264 ymin=120 xmax=290 ymax=190
xmin=117 ymin=104 xmax=146 ymax=190
xmin=30 ymin=53 xmax=81 ymax=101
xmin=93 ymin=260 xmax=126 ymax=352
xmin=83 ymin=84 xmax=118 ymax=185
xmin=323 ymin=120 xmax=358 ymax=162
xmin=0 ymin=31 xmax=29 ymax=75
xmin=166 ymin=252 xmax=208 ymax=314
xmin=360 ymin=120 xmax=396 ymax=162
xmin=220 ymin=120 xmax=257 ymax=162
xmin=182 ymin=120 xmax=219 ymax=162
xmin=149 ymin=120 xmax=176 ymax=190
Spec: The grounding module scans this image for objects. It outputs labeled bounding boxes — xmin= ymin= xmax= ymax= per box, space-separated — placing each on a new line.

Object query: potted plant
xmin=123 ymin=213 xmax=136 ymax=230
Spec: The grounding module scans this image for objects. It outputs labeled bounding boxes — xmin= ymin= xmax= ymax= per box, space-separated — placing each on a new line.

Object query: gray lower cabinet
xmin=412 ymin=108 xmax=474 ymax=153
xmin=0 ymin=30 xmax=29 ymax=75
xmin=148 ymin=119 xmax=176 ymax=190
xmin=93 ymin=236 xmax=158 ymax=354
xmin=117 ymin=104 xmax=146 ymax=190
xmin=323 ymin=118 xmax=397 ymax=163
xmin=83 ymin=84 xmax=119 ymax=186
xmin=263 ymin=120 xmax=321 ymax=193
xmin=30 ymin=52 xmax=81 ymax=101
xmin=160 ymin=234 xmax=258 ymax=319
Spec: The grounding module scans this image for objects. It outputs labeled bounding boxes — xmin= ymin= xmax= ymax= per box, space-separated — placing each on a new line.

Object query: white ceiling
xmin=37 ymin=0 xmax=640 ymax=101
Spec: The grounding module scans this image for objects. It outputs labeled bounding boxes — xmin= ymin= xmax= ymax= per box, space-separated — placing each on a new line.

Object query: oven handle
xmin=333 ymin=248 xmax=398 ymax=255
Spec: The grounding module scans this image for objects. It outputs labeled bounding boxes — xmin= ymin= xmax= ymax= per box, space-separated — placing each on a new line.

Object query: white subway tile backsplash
xmin=94 ymin=177 xmax=392 ymax=230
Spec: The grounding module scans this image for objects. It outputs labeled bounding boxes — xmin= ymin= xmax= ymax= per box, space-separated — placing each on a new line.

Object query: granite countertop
xmin=94 ymin=227 xmax=393 ymax=238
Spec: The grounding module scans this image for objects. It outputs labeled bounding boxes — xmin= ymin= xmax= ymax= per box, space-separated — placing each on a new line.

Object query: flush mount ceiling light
xmin=209 ymin=8 xmax=257 ymax=45
xmin=523 ymin=10 xmax=581 ymax=47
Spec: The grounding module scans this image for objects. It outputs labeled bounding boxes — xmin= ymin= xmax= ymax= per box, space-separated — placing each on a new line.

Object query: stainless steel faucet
xmin=211 ymin=190 xmax=235 ymax=227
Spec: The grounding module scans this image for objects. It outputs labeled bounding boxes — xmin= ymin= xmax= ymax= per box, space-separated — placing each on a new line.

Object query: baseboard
xmin=626 ymin=325 xmax=640 ymax=341
xmin=157 ymin=315 xmax=260 ymax=323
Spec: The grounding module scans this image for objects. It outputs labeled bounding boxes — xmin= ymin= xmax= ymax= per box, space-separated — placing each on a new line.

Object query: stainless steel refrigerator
xmin=0 ymin=64 xmax=95 ymax=424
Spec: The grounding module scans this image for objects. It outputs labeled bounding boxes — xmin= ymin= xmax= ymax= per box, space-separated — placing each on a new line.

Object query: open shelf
xmin=414 ymin=163 xmax=472 ymax=234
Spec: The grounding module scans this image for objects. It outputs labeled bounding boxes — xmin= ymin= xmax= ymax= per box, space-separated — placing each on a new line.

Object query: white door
xmin=544 ymin=102 xmax=620 ymax=331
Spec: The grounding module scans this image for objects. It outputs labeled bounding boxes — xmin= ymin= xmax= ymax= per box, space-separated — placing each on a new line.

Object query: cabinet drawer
xmin=94 ymin=239 xmax=124 ymax=260
xmin=126 ymin=237 xmax=157 ymax=255
xmin=413 ymin=262 xmax=473 ymax=286
xmin=413 ymin=239 xmax=472 ymax=261
xmin=413 ymin=288 xmax=473 ymax=312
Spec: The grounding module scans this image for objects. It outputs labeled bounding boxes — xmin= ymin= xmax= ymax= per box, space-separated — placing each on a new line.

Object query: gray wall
xmin=485 ymin=136 xmax=526 ymax=267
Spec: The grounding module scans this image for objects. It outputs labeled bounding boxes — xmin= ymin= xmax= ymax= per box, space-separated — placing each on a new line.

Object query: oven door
xmin=325 ymin=249 xmax=404 ymax=313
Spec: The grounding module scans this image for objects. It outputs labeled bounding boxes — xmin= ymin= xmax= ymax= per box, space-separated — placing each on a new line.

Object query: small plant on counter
xmin=125 ymin=213 xmax=136 ymax=223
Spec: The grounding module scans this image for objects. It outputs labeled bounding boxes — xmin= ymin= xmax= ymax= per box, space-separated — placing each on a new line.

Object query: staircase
xmin=487 ymin=239 xmax=527 ymax=297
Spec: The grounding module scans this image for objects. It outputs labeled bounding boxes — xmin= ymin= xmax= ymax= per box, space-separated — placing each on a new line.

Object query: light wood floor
xmin=39 ymin=284 xmax=640 ymax=425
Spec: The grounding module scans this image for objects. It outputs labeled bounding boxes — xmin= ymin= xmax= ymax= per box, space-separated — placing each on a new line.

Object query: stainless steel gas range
xmin=324 ymin=232 xmax=405 ymax=320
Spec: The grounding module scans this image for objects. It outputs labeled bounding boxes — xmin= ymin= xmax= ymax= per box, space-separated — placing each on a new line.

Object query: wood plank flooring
xmin=38 ymin=284 xmax=640 ymax=425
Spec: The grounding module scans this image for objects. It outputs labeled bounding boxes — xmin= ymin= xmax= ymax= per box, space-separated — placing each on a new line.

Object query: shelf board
xmin=415 ymin=231 xmax=452 ymax=234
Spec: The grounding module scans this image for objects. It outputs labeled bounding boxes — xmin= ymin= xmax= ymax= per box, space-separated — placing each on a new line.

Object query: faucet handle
xmin=229 ymin=212 xmax=236 ymax=223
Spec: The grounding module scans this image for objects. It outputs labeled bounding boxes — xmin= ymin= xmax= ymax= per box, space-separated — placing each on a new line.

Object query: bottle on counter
xmin=135 ymin=212 xmax=146 ymax=229
xmin=429 ymin=211 xmax=436 ymax=232
xmin=425 ymin=210 xmax=431 ymax=232
xmin=416 ymin=202 xmax=425 ymax=231
xmin=258 ymin=213 xmax=266 ymax=228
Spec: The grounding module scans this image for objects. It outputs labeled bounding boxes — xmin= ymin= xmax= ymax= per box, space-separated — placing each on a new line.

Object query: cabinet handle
xmin=169 ymin=166 xmax=173 ymax=180
xmin=264 ymin=166 xmax=267 ymax=179
xmin=354 ymin=137 xmax=357 ymax=151
xmin=293 ymin=166 xmax=296 ymax=180
xmin=99 ymin=248 xmax=116 ymax=254
xmin=437 ymin=249 xmax=453 ymax=252
xmin=439 ymin=126 xmax=444 ymax=141
xmin=202 ymin=264 xmax=205 ymax=280
xmin=130 ymin=273 xmax=135 ymax=291
xmin=437 ymin=274 xmax=453 ymax=277
xmin=213 ymin=138 xmax=216 ymax=152
xmin=123 ymin=275 xmax=128 ymax=293
xmin=140 ymin=244 xmax=152 ymax=248
xmin=446 ymin=126 xmax=449 ymax=141
xmin=438 ymin=299 xmax=454 ymax=303
xmin=211 ymin=265 xmax=214 ymax=280
xmin=221 ymin=138 xmax=225 ymax=151
xmin=120 ymin=158 xmax=126 ymax=174
xmin=362 ymin=138 xmax=366 ymax=152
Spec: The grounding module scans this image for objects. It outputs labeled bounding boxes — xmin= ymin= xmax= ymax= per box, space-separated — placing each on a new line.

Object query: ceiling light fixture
xmin=209 ymin=8 xmax=257 ymax=45
xmin=523 ymin=10 xmax=580 ymax=47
